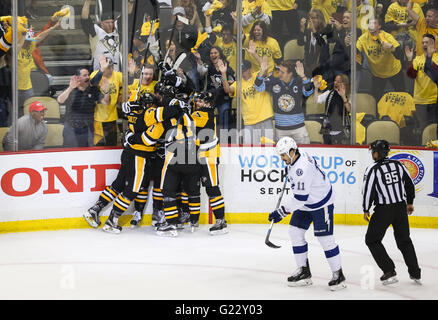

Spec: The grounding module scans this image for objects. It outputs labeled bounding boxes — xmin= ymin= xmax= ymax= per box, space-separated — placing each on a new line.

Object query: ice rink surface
xmin=0 ymin=223 xmax=437 ymax=300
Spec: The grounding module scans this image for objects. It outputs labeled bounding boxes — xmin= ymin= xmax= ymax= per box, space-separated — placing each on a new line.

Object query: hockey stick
xmin=163 ymin=15 xmax=189 ymax=64
xmin=172 ymin=52 xmax=186 ymax=71
xmin=265 ymin=174 xmax=289 ymax=249
xmin=159 ymin=14 xmax=189 ymax=81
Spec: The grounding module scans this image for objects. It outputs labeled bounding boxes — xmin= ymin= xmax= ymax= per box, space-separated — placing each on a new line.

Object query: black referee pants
xmin=365 ymin=202 xmax=421 ymax=278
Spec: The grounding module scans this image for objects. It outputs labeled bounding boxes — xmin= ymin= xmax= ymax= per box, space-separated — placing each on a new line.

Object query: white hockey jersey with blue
xmin=281 ymin=151 xmax=335 ymax=213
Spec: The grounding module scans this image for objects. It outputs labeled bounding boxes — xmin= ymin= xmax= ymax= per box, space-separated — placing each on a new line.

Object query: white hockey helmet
xmin=275 ymin=136 xmax=297 ymax=156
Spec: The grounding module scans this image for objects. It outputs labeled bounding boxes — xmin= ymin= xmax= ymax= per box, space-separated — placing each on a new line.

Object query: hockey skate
xmin=209 ymin=219 xmax=228 ymax=235
xmin=176 ymin=210 xmax=190 ymax=230
xmin=102 ymin=211 xmax=122 ymax=234
xmin=287 ymin=261 xmax=312 ymax=287
xmin=151 ymin=209 xmax=165 ymax=230
xmin=189 ymin=220 xmax=199 ymax=233
xmin=156 ymin=221 xmax=178 ymax=237
xmin=130 ymin=211 xmax=143 ymax=228
xmin=380 ymin=270 xmax=398 ymax=285
xmin=410 ymin=275 xmax=422 ymax=285
xmin=328 ymin=268 xmax=347 ymax=291
xmin=83 ymin=201 xmax=105 ymax=228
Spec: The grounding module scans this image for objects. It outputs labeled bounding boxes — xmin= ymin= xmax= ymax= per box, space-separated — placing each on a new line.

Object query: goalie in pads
xmin=269 ymin=137 xmax=346 ymax=291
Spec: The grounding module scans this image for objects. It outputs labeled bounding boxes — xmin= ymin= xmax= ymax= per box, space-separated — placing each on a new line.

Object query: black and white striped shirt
xmin=362 ymin=158 xmax=415 ymax=212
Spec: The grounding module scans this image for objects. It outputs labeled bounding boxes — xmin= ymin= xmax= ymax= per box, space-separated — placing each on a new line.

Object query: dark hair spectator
xmin=196 ymin=45 xmax=235 ymax=130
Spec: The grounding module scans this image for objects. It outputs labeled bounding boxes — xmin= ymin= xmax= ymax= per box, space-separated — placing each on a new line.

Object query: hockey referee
xmin=362 ymin=140 xmax=421 ymax=285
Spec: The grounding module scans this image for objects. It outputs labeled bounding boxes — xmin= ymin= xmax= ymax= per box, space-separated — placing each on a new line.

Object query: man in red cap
xmin=2 ymin=100 xmax=48 ymax=151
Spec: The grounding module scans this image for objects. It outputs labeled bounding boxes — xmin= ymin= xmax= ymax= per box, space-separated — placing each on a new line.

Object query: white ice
xmin=0 ymin=224 xmax=437 ymax=300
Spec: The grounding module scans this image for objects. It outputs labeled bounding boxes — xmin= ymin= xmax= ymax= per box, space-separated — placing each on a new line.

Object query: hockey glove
xmin=158 ymin=60 xmax=172 ymax=73
xmin=123 ymin=130 xmax=134 ymax=148
xmin=163 ymin=72 xmax=182 ymax=88
xmin=122 ymin=101 xmax=141 ymax=114
xmin=268 ymin=206 xmax=289 ymax=223
xmin=148 ymin=35 xmax=160 ymax=61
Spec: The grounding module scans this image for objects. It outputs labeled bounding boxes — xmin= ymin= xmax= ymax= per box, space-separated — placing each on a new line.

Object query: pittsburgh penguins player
xmin=83 ymin=92 xmax=180 ymax=233
xmin=191 ymin=91 xmax=228 ymax=235
xmin=126 ymin=70 xmax=198 ymax=237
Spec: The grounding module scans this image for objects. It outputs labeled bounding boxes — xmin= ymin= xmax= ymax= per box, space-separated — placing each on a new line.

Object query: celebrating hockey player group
xmin=83 ymin=59 xmax=227 ymax=238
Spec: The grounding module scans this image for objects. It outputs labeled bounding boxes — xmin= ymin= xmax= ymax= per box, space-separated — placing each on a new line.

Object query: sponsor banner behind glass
xmin=1 ymin=147 xmax=437 ymax=223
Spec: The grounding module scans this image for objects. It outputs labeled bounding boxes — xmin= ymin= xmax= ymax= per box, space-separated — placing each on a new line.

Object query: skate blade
xmin=153 ymin=222 xmax=166 ymax=231
xmin=382 ymin=277 xmax=398 ymax=285
xmin=412 ymin=279 xmax=422 ymax=285
xmin=287 ymin=279 xmax=313 ymax=287
xmin=83 ymin=214 xmax=99 ymax=228
xmin=156 ymin=230 xmax=178 ymax=237
xmin=329 ymin=282 xmax=347 ymax=291
xmin=209 ymin=228 xmax=229 ymax=236
xmin=102 ymin=225 xmax=121 ymax=234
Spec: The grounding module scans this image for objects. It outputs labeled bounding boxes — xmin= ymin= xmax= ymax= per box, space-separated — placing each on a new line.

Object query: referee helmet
xmin=370 ymin=140 xmax=390 ymax=159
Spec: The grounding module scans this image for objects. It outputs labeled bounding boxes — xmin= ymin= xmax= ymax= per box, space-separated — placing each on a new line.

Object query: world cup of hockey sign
xmin=219 ymin=146 xmax=363 ymax=215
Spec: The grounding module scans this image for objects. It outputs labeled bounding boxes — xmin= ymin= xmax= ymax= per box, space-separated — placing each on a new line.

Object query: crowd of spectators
xmin=2 ymin=0 xmax=438 ymax=151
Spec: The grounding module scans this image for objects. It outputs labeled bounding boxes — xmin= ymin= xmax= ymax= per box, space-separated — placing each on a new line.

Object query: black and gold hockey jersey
xmin=191 ymin=107 xmax=220 ymax=162
xmin=163 ymin=108 xmax=197 ymax=165
xmin=125 ymin=104 xmax=180 ymax=157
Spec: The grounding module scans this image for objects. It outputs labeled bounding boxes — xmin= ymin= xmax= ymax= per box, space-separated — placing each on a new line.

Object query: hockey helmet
xmin=138 ymin=92 xmax=156 ymax=107
xmin=154 ymin=82 xmax=175 ymax=97
xmin=175 ymin=92 xmax=190 ymax=103
xmin=194 ymin=91 xmax=214 ymax=104
xmin=275 ymin=136 xmax=297 ymax=156
xmin=370 ymin=139 xmax=390 ymax=159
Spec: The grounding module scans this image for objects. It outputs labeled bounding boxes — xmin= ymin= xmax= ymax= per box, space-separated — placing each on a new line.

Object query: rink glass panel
xmin=4 ymin=0 xmax=431 ymax=153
